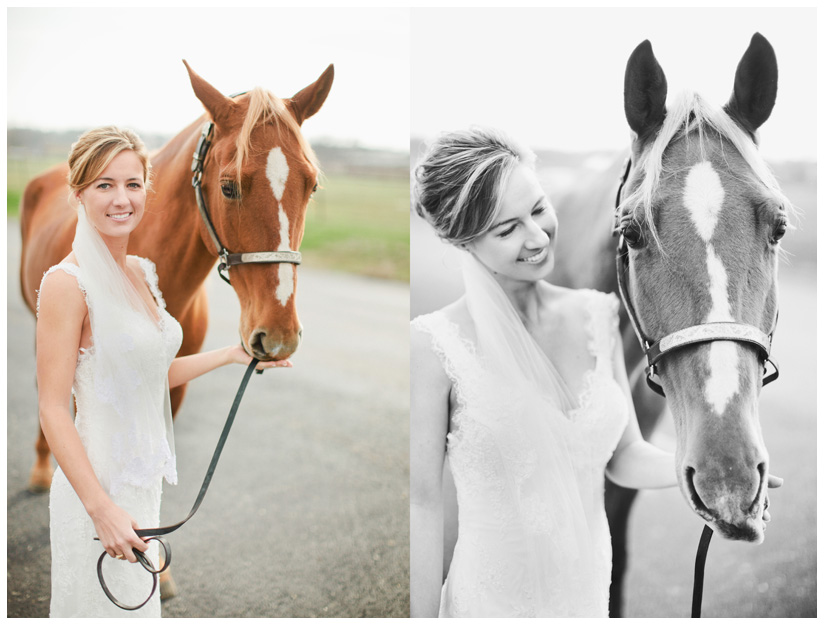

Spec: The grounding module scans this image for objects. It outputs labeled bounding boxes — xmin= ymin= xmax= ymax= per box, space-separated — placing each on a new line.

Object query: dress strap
xmin=37 ymin=262 xmax=86 ymax=318
xmin=411 ymin=311 xmax=482 ymax=412
xmin=134 ymin=256 xmax=167 ymax=310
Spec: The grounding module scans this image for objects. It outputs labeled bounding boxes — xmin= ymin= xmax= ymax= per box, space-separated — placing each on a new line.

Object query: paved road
xmin=7 ymin=219 xmax=410 ymax=618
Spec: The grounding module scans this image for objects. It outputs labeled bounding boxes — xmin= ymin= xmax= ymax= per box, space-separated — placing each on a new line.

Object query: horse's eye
xmin=622 ymin=220 xmax=645 ymax=249
xmin=312 ymin=183 xmax=318 ymax=194
xmin=770 ymin=217 xmax=787 ymax=245
xmin=221 ymin=182 xmax=240 ymax=200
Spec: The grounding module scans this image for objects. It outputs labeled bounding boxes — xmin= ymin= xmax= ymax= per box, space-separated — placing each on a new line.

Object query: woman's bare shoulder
xmin=37 ymin=267 xmax=87 ymax=329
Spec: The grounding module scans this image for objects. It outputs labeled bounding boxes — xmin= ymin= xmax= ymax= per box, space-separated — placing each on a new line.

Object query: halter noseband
xmin=613 ymin=158 xmax=779 ymax=397
xmin=191 ymin=121 xmax=302 ymax=285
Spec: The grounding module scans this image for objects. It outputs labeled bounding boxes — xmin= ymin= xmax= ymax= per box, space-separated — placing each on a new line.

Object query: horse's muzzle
xmin=247 ymin=326 xmax=302 ymax=361
xmin=683 ymin=462 xmax=768 ymax=543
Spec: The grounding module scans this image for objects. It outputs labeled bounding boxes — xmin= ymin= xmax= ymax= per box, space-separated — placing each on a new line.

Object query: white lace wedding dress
xmin=39 ymin=257 xmax=182 ymax=618
xmin=412 ymin=289 xmax=628 ymax=617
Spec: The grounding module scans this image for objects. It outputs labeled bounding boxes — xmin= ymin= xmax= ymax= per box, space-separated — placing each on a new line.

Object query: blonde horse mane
xmin=232 ymin=87 xmax=320 ymax=183
xmin=620 ymin=90 xmax=794 ymax=251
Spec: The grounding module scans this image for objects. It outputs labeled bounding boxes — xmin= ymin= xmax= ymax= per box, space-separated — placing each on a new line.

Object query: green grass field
xmin=7 ymin=161 xmax=410 ymax=282
xmin=302 ymin=174 xmax=409 ymax=281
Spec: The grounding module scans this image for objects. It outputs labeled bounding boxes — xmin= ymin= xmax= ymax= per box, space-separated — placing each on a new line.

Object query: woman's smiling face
xmin=467 ymin=164 xmax=558 ymax=283
xmin=77 ymin=150 xmax=146 ymax=243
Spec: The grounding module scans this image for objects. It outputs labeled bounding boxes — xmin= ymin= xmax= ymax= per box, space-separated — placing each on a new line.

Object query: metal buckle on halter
xmin=191 ymin=122 xmax=214 ymax=186
xmin=217 ymin=250 xmax=231 ymax=285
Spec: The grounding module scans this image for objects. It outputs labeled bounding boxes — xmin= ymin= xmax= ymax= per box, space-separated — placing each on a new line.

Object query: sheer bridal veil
xmin=460 ymin=251 xmax=605 ymax=613
xmin=73 ymin=203 xmax=176 ymax=494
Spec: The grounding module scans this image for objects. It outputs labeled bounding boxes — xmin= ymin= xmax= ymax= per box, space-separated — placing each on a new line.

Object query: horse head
xmin=183 ymin=61 xmax=334 ymax=361
xmin=619 ymin=34 xmax=790 ymax=542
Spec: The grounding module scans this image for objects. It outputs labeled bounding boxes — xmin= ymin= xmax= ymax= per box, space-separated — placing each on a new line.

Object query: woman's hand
xmin=89 ymin=500 xmax=148 ymax=564
xmin=225 ymin=344 xmax=293 ymax=370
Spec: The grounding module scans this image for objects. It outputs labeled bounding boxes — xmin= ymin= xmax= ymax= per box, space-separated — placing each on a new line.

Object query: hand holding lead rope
xmin=96 ymin=536 xmax=171 ymax=611
xmin=95 ymin=358 xmax=260 ymax=610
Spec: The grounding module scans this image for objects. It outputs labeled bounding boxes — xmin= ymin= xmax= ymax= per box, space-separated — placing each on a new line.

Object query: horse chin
xmin=709 ymin=516 xmax=766 ymax=544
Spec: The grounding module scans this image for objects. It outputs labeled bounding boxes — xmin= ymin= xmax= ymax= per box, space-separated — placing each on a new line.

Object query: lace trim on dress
xmin=411 ymin=311 xmax=484 ymax=445
xmin=136 ymin=256 xmax=166 ymax=311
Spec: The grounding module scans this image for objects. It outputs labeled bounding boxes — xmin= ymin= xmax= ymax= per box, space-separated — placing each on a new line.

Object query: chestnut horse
xmin=551 ymin=33 xmax=789 ymax=615
xmin=20 ymin=61 xmax=333 ymax=492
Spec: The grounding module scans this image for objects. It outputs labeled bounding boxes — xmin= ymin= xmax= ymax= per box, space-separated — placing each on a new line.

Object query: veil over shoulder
xmin=413 ymin=252 xmax=624 ymax=617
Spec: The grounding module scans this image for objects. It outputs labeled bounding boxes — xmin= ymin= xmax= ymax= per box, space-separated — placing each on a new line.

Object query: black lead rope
xmin=691 ymin=524 xmax=714 ymax=618
xmin=96 ymin=358 xmax=261 ymax=610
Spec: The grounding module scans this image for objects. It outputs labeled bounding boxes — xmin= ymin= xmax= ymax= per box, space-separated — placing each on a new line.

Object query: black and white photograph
xmin=410 ymin=7 xmax=816 ymax=619
xmin=7 ymin=7 xmax=410 ymax=618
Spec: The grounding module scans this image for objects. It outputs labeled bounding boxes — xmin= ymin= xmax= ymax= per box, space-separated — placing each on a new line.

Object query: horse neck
xmin=131 ymin=117 xmax=217 ymax=315
xmin=550 ymin=154 xmax=625 ymax=293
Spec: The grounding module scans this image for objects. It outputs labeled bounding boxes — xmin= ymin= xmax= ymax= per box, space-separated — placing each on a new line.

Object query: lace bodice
xmin=38 ymin=256 xmax=183 ymax=494
xmin=412 ymin=289 xmax=628 ymax=617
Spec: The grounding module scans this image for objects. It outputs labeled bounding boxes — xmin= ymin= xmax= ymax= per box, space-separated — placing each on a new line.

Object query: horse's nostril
xmin=250 ymin=330 xmax=266 ymax=355
xmin=685 ymin=466 xmax=716 ymax=522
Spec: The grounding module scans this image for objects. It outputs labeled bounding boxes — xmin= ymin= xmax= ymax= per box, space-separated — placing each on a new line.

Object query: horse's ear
xmin=724 ymin=33 xmax=778 ymax=136
xmin=183 ymin=60 xmax=234 ymax=126
xmin=288 ymin=64 xmax=334 ymax=126
xmin=624 ymin=40 xmax=668 ymax=140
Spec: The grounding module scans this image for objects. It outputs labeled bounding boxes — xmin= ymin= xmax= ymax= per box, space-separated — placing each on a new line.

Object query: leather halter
xmin=613 ymin=157 xmax=779 ymax=398
xmin=191 ymin=121 xmax=302 ymax=285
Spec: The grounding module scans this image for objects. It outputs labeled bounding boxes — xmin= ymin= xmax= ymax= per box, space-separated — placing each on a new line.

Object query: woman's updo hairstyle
xmin=413 ymin=127 xmax=536 ymax=245
xmin=67 ymin=126 xmax=151 ymax=197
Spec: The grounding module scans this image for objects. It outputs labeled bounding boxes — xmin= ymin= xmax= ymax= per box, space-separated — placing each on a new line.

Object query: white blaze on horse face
xmin=704 ymin=246 xmax=739 ymax=414
xmin=684 ymin=161 xmax=725 ymax=242
xmin=266 ymin=148 xmax=289 ymax=201
xmin=683 ymin=162 xmax=740 ymax=415
xmin=276 ymin=205 xmax=294 ymax=306
xmin=266 ymin=148 xmax=294 ymax=307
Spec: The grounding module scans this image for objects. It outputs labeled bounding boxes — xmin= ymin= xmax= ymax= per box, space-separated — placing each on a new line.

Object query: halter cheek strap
xmin=190 ymin=122 xmax=302 ymax=285
xmin=614 ymin=162 xmax=780 ymax=398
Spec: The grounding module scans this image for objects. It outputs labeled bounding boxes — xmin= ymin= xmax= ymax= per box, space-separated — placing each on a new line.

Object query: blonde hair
xmin=619 ymin=90 xmax=794 ymax=251
xmin=232 ymin=88 xmax=320 ymax=185
xmin=67 ymin=126 xmax=151 ymax=195
xmin=413 ymin=127 xmax=536 ymax=246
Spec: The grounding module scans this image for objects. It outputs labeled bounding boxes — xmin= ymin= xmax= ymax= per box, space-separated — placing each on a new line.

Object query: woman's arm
xmin=410 ymin=326 xmax=451 ymax=618
xmin=605 ymin=325 xmax=678 ymax=490
xmin=167 ymin=344 xmax=291 ymax=389
xmin=37 ymin=271 xmax=148 ymax=563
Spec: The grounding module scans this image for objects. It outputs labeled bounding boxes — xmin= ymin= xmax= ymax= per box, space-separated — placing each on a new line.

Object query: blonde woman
xmin=410 ymin=127 xmax=679 ymax=617
xmin=36 ymin=127 xmax=288 ymax=617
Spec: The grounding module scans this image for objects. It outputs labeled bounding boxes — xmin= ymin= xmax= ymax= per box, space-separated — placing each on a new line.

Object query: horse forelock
xmin=620 ymin=91 xmax=793 ymax=254
xmin=231 ymin=88 xmax=320 ymax=187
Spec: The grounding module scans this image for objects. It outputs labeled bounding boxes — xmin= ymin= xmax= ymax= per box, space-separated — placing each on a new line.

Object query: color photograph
xmin=7 ymin=7 xmax=409 ymax=618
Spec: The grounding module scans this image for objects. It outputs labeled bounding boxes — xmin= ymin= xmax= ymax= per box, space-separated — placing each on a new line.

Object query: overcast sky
xmin=7 ymin=7 xmax=410 ymax=151
xmin=411 ymin=7 xmax=817 ymax=161
xmin=6 ymin=7 xmax=817 ymax=161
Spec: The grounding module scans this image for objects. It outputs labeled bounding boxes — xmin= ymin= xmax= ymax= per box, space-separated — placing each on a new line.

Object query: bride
xmin=36 ymin=126 xmax=290 ymax=617
xmin=410 ymin=127 xmax=679 ymax=617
